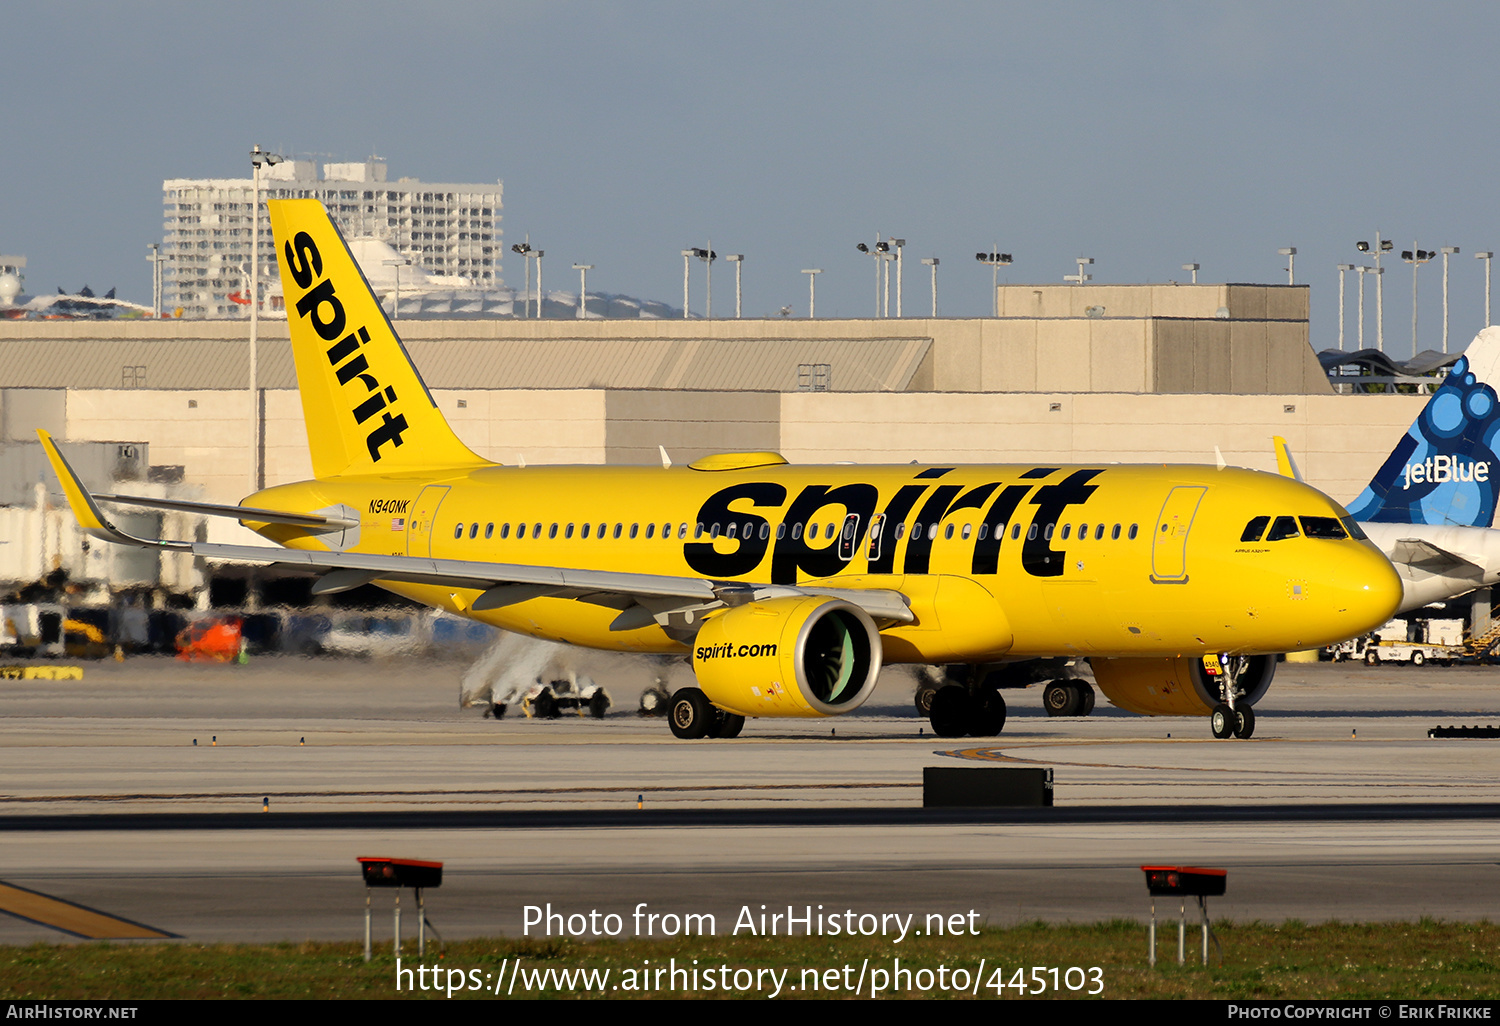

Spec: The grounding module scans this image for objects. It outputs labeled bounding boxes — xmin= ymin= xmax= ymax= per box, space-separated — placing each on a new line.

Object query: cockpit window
xmin=1300 ymin=516 xmax=1347 ymax=540
xmin=1265 ymin=515 xmax=1300 ymax=541
xmin=1240 ymin=516 xmax=1270 ymax=542
xmin=1340 ymin=515 xmax=1367 ymax=541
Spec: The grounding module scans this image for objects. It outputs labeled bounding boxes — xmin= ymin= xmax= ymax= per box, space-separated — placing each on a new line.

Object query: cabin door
xmin=406 ymin=485 xmax=451 ymax=557
xmin=1151 ymin=486 xmax=1206 ymax=583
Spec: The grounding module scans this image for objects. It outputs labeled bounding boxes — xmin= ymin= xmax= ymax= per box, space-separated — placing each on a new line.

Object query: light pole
xmin=1441 ymin=247 xmax=1460 ymax=352
xmin=1478 ymin=252 xmax=1494 ymax=327
xmin=856 ymin=238 xmax=890 ymax=317
xmin=681 ymin=249 xmax=693 ymax=318
xmin=1337 ymin=264 xmax=1354 ymax=351
xmin=725 ymin=254 xmax=743 ymax=318
xmin=921 ymin=257 xmax=939 ymax=316
xmin=1278 ymin=247 xmax=1297 ymax=285
xmin=1064 ymin=256 xmax=1093 ymax=286
xmin=976 ymin=250 xmax=1013 ymax=314
xmin=1358 ymin=235 xmax=1393 ymax=352
xmin=1402 ymin=245 xmax=1436 ymax=357
xmin=382 ymin=258 xmax=406 ymax=319
xmin=146 ymin=243 xmax=162 ymax=317
xmin=572 ymin=263 xmax=593 ymax=319
xmin=690 ymin=246 xmax=716 ymax=318
xmin=1356 ymin=266 xmax=1368 ymax=349
xmin=511 ymin=239 xmax=542 ymax=317
xmin=892 ymin=238 xmax=905 ymax=317
xmin=801 ymin=269 xmax=822 ymax=318
xmin=248 ymin=145 xmax=282 ymax=495
xmin=1182 ymin=263 xmax=1199 ymax=284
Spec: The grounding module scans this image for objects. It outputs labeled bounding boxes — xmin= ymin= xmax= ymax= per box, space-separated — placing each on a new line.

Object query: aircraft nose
xmin=1342 ymin=541 xmax=1403 ymax=633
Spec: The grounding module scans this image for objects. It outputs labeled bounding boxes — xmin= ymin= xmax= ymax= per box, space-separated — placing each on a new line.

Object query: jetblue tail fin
xmin=268 ymin=199 xmax=490 ymax=479
xmin=1346 ymin=327 xmax=1500 ymax=526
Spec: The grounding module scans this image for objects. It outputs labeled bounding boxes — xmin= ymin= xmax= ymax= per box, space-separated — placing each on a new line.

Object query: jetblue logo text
xmin=1402 ymin=455 xmax=1491 ymax=489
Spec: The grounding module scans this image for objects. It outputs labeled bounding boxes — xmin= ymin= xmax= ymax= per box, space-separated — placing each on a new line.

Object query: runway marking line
xmin=0 ymin=880 xmax=176 ymax=939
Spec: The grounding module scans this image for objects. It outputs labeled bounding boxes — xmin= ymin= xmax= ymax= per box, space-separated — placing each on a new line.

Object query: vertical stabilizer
xmin=1346 ymin=327 xmax=1500 ymax=526
xmin=268 ymin=199 xmax=489 ymax=479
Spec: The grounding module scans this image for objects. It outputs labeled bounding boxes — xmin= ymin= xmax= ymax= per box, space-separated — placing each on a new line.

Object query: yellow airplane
xmin=40 ymin=199 xmax=1401 ymax=741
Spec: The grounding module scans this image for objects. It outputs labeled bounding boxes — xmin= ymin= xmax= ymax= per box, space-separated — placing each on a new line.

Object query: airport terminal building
xmin=0 ymin=280 xmax=1439 ymax=619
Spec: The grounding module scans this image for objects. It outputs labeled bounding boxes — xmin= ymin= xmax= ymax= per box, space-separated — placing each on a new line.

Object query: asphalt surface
xmin=2 ymin=655 xmax=1498 ymax=942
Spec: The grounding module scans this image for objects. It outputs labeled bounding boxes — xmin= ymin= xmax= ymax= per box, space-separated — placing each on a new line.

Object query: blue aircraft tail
xmin=1346 ymin=327 xmax=1500 ymax=526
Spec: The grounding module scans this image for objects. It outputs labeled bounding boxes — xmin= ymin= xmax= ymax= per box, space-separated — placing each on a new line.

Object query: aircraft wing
xmin=38 ymin=430 xmax=914 ymax=629
xmin=1388 ymin=537 xmax=1485 ymax=577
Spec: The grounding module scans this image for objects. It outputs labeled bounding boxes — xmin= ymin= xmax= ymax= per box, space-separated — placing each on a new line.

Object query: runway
xmin=2 ymin=656 xmax=1498 ymax=943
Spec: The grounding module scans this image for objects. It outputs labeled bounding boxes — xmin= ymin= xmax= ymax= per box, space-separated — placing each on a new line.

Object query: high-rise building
xmin=162 ymin=158 xmax=502 ymax=317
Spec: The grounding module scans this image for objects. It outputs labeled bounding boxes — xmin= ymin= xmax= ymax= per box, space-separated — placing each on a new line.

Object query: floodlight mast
xmin=249 ymin=144 xmax=283 ymax=494
xmin=1336 ymin=264 xmax=1354 ymax=351
xmin=1402 ymin=244 xmax=1435 ymax=358
xmin=1278 ymin=247 xmax=1297 ymax=286
xmin=1440 ymin=247 xmax=1459 ymax=353
xmin=921 ymin=257 xmax=939 ymax=316
xmin=801 ymin=269 xmax=822 ymax=319
xmin=1182 ymin=263 xmax=1199 ymax=285
xmin=1356 ymin=234 xmax=1393 ymax=351
xmin=725 ymin=254 xmax=744 ymax=318
xmin=1063 ymin=256 xmax=1092 ymax=287
xmin=1478 ymin=252 xmax=1494 ymax=328
xmin=976 ymin=249 xmax=1014 ymax=314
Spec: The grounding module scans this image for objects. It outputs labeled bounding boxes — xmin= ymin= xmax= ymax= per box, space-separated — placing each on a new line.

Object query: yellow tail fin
xmin=268 ymin=199 xmax=489 ymax=479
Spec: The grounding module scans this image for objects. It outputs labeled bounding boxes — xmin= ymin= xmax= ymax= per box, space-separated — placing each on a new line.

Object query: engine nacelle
xmin=692 ymin=596 xmax=882 ymax=718
xmin=1089 ymin=655 xmax=1276 ymax=717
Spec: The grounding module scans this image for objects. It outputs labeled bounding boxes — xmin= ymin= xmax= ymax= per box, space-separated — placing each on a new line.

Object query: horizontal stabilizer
xmin=95 ymin=493 xmax=358 ymax=531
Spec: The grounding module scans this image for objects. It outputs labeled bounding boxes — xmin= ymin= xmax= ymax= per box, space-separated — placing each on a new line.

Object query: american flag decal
xmin=391 ymin=517 xmax=405 ymax=531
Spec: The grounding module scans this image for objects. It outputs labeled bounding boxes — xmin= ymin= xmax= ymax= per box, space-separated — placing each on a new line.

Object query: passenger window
xmin=1128 ymin=524 xmax=1138 ymax=540
xmin=726 ymin=523 xmax=738 ymax=540
xmin=1027 ymin=524 xmax=1037 ymax=541
xmin=1300 ymin=516 xmax=1347 ymax=539
xmin=679 ymin=524 xmax=688 ymax=539
xmin=565 ymin=523 xmax=575 ymax=539
xmin=710 ymin=523 xmax=721 ymax=539
xmin=598 ymin=523 xmax=606 ymax=539
xmin=1111 ymin=524 xmax=1120 ymax=540
xmin=961 ymin=523 xmax=972 ymax=540
xmin=581 ymin=523 xmax=590 ymax=539
xmin=516 ymin=523 xmax=526 ymax=539
xmin=468 ymin=523 xmax=478 ymax=539
xmin=1012 ymin=524 xmax=1022 ymax=540
xmin=646 ymin=523 xmax=655 ymax=539
xmin=534 ymin=523 xmax=542 ymax=538
xmin=912 ymin=524 xmax=923 ymax=541
xmin=792 ymin=523 xmax=803 ymax=540
xmin=759 ymin=522 xmax=770 ymax=540
xmin=1266 ymin=516 xmax=1300 ymax=541
xmin=776 ymin=523 xmax=786 ymax=540
xmin=548 ymin=523 xmax=558 ymax=539
xmin=453 ymin=524 xmax=463 ymax=540
xmin=1061 ymin=524 xmax=1072 ymax=540
xmin=893 ymin=522 xmax=905 ymax=540
xmin=630 ymin=523 xmax=640 ymax=539
xmin=810 ymin=523 xmax=820 ymax=540
xmin=613 ymin=523 xmax=623 ymax=539
xmin=485 ymin=523 xmax=494 ymax=539
xmin=1044 ymin=523 xmax=1054 ymax=540
xmin=501 ymin=523 xmax=511 ymax=539
xmin=694 ymin=523 xmax=704 ymax=539
xmin=1095 ymin=524 xmax=1104 ymax=540
xmin=1240 ymin=516 xmax=1271 ymax=542
xmin=1078 ymin=523 xmax=1088 ymax=539
xmin=945 ymin=524 xmax=955 ymax=540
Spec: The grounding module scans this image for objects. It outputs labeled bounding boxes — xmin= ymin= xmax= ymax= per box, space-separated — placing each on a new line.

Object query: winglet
xmin=37 ymin=430 xmax=183 ymax=550
xmin=1272 ymin=435 xmax=1304 ymax=482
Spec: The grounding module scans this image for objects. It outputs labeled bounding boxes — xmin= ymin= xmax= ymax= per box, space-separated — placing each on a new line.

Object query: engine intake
xmin=692 ymin=596 xmax=882 ymax=717
xmin=1089 ymin=654 xmax=1275 ymax=717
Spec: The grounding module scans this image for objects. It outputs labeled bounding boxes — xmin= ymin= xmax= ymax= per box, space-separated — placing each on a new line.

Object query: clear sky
xmin=3 ymin=1 xmax=1498 ymax=352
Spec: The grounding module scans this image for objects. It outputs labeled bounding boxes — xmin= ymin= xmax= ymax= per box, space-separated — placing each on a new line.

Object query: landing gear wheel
xmin=1233 ymin=704 xmax=1256 ymax=739
xmin=709 ymin=712 xmax=745 ymax=739
xmin=928 ymin=685 xmax=972 ymax=738
xmin=1411 ymin=651 xmax=1426 ymax=667
xmin=1043 ymin=680 xmax=1081 ymax=717
xmin=533 ymin=690 xmax=559 ymax=720
xmin=588 ymin=691 xmax=610 ymax=719
xmin=668 ymin=688 xmax=713 ymax=739
xmin=1210 ymin=703 xmax=1236 ymax=739
xmin=1365 ymin=649 xmax=1380 ymax=666
xmin=970 ymin=688 xmax=1007 ymax=737
xmin=1076 ymin=682 xmax=1096 ymax=716
xmin=914 ymin=681 xmax=939 ymax=717
xmin=639 ymin=686 xmax=669 ymax=716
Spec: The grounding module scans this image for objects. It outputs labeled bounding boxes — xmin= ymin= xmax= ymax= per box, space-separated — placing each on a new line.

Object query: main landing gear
xmin=667 ymin=687 xmax=745 ymax=740
xmin=1042 ymin=679 xmax=1096 ymax=717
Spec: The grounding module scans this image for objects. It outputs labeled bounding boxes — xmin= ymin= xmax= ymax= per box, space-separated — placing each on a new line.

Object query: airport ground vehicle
xmin=38 ymin=199 xmax=1402 ymax=741
xmin=504 ymin=671 xmax=611 ymax=720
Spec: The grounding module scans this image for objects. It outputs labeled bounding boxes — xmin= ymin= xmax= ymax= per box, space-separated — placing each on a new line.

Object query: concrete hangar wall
xmin=0 ymin=283 xmax=1421 ymax=523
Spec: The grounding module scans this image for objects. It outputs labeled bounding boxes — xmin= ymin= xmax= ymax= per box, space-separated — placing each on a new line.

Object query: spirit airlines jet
xmin=40 ymin=200 xmax=1400 ymax=741
xmin=1279 ymin=327 xmax=1500 ymax=614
